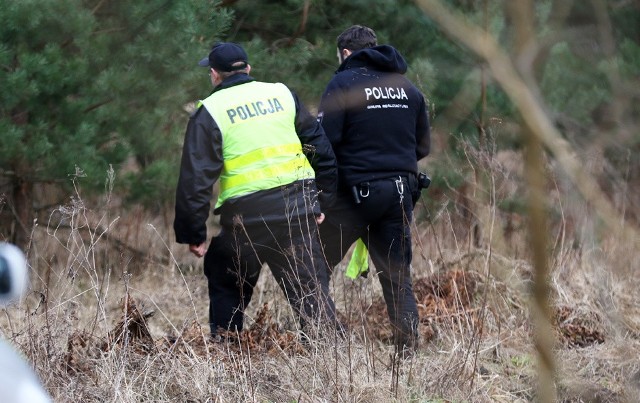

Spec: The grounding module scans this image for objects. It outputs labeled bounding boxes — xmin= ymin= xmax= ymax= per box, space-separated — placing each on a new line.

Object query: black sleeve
xmin=317 ymin=78 xmax=346 ymax=148
xmin=415 ymin=93 xmax=431 ymax=161
xmin=173 ymin=107 xmax=224 ymax=245
xmin=291 ymin=90 xmax=338 ymax=209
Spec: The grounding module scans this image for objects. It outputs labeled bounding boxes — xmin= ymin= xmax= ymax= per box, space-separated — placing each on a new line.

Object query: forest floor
xmin=2 ymin=200 xmax=639 ymax=402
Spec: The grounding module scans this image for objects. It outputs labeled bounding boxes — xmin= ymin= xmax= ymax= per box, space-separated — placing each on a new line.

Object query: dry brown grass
xmin=1 ymin=155 xmax=639 ymax=402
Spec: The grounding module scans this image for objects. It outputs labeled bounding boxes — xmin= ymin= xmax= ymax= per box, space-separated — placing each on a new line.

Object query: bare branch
xmin=414 ymin=0 xmax=639 ymax=245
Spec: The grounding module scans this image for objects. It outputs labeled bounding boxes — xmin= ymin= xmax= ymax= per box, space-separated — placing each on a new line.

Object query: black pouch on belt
xmin=351 ymin=182 xmax=370 ymax=204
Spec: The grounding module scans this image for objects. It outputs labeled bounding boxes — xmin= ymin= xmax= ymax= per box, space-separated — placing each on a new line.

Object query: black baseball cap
xmin=198 ymin=42 xmax=249 ymax=72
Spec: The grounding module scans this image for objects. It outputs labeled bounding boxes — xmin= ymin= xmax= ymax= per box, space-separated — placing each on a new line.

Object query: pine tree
xmin=0 ymin=0 xmax=232 ymax=246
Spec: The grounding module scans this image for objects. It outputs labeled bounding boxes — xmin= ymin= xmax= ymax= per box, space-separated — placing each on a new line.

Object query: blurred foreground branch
xmin=414 ymin=0 xmax=639 ymax=246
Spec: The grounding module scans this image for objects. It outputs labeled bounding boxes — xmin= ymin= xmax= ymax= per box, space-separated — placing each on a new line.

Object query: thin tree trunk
xmin=506 ymin=1 xmax=557 ymax=401
xmin=11 ymin=174 xmax=33 ymax=249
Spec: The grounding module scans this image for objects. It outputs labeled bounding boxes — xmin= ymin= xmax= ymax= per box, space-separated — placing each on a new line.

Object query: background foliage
xmin=1 ymin=0 xmax=639 ymax=245
xmin=0 ymin=0 xmax=231 ymax=244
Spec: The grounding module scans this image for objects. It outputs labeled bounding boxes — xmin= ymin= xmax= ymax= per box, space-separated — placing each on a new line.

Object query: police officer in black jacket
xmin=317 ymin=26 xmax=430 ymax=354
xmin=174 ymin=42 xmax=339 ymax=340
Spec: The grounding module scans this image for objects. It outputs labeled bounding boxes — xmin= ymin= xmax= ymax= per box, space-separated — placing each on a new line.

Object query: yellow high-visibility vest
xmin=201 ymin=81 xmax=315 ymax=209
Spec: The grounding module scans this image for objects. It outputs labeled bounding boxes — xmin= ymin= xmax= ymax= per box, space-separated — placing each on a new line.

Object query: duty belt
xmin=350 ymin=175 xmax=408 ymax=204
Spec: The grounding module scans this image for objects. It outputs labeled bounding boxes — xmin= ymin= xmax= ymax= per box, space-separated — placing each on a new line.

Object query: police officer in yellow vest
xmin=174 ymin=42 xmax=340 ymax=339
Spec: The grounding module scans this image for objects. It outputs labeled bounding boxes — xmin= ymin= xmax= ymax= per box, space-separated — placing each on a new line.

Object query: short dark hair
xmin=337 ymin=25 xmax=377 ymax=51
xmin=216 ymin=65 xmax=249 ymax=79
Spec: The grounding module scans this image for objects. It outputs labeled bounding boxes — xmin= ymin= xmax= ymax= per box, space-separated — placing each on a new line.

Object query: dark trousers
xmin=203 ymin=215 xmax=337 ymax=336
xmin=319 ymin=176 xmax=419 ymax=348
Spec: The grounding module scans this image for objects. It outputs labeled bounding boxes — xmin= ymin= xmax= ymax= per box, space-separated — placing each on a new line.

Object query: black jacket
xmin=318 ymin=45 xmax=430 ymax=189
xmin=174 ymin=74 xmax=337 ymax=245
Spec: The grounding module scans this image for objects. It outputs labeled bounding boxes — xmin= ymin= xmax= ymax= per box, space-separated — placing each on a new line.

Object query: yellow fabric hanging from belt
xmin=345 ymin=238 xmax=369 ymax=279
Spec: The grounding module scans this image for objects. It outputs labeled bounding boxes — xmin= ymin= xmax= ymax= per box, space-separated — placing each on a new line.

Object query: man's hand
xmin=189 ymin=243 xmax=206 ymax=258
xmin=316 ymin=212 xmax=325 ymax=225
